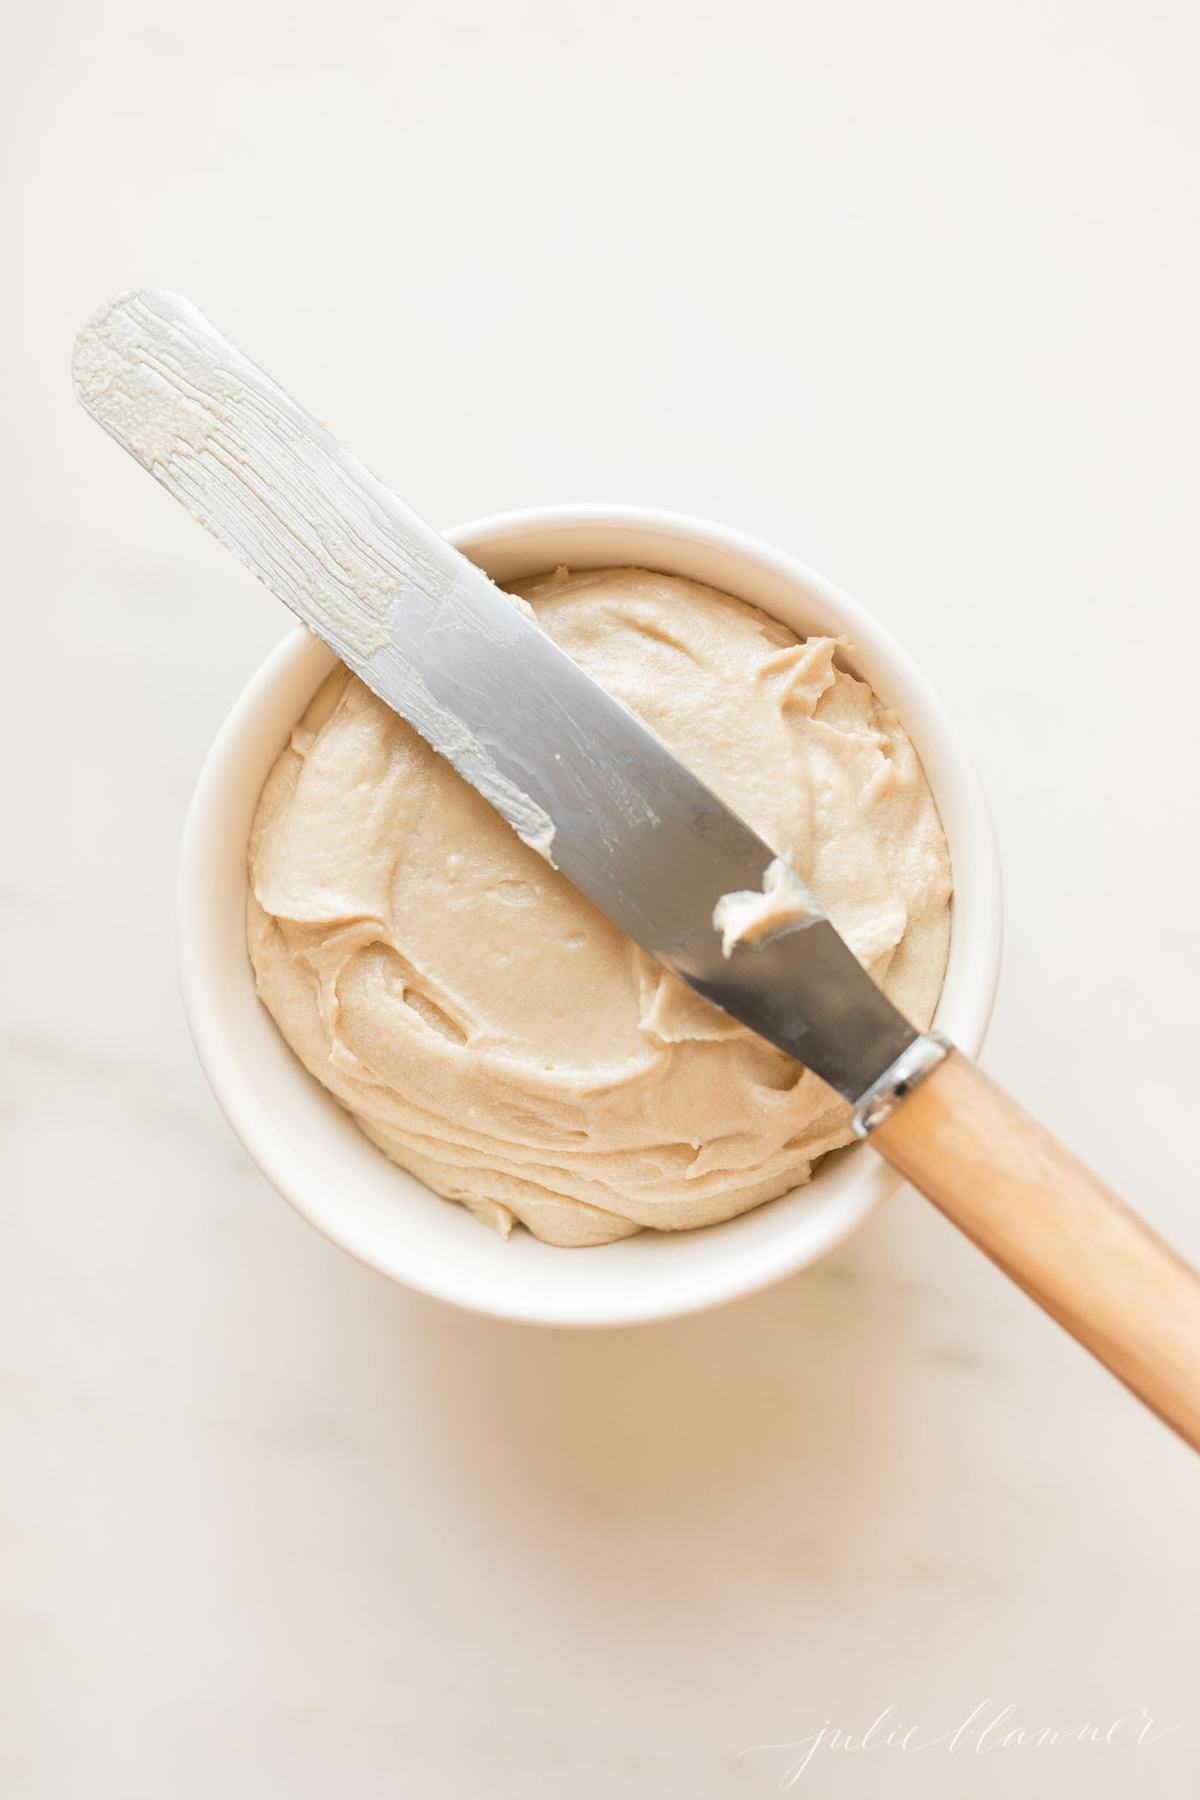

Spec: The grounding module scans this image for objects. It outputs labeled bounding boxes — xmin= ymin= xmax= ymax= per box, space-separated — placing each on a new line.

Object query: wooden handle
xmin=873 ymin=1050 xmax=1200 ymax=1450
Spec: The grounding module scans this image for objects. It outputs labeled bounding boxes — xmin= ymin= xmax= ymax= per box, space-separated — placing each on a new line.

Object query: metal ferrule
xmin=852 ymin=1031 xmax=952 ymax=1138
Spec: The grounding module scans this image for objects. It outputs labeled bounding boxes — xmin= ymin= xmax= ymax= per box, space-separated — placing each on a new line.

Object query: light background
xmin=3 ymin=1 xmax=1198 ymax=1795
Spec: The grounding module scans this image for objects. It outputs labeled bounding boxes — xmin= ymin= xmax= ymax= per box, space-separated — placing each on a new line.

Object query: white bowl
xmin=179 ymin=506 xmax=1002 ymax=1326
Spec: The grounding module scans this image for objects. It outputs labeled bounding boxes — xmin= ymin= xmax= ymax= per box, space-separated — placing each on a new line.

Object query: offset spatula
xmin=74 ymin=290 xmax=1200 ymax=1448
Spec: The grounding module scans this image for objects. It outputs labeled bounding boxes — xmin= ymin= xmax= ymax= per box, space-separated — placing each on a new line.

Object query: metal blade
xmin=73 ymin=289 xmax=918 ymax=1104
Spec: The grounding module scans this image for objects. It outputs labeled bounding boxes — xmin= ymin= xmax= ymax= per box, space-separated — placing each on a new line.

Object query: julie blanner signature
xmin=740 ymin=1701 xmax=1181 ymax=1787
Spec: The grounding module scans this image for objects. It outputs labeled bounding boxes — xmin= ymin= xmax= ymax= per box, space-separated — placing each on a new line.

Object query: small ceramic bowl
xmin=179 ymin=506 xmax=1002 ymax=1326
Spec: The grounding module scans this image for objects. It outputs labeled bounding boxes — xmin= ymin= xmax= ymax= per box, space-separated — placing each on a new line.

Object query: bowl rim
xmin=178 ymin=503 xmax=1003 ymax=1325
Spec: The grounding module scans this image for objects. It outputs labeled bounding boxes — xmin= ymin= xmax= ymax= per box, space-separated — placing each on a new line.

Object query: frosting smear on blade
xmin=247 ymin=566 xmax=952 ymax=1247
xmin=713 ymin=857 xmax=822 ymax=958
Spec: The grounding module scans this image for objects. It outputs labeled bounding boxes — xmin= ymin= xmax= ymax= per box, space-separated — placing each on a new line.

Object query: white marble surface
xmin=4 ymin=1 xmax=1199 ymax=1794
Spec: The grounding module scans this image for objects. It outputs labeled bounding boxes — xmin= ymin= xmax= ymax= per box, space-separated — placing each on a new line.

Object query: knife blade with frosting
xmin=74 ymin=290 xmax=1200 ymax=1448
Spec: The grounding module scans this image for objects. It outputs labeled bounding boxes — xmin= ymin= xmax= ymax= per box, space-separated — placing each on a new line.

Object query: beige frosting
xmin=247 ymin=566 xmax=952 ymax=1247
xmin=712 ymin=857 xmax=821 ymax=957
